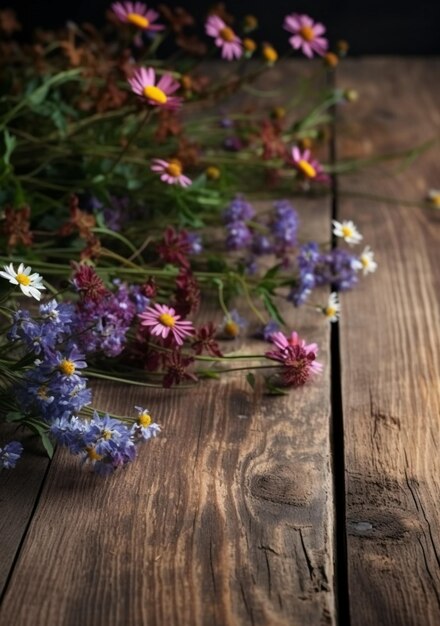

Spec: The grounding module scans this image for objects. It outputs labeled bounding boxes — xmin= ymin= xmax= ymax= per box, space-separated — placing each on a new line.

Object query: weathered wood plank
xmin=337 ymin=58 xmax=440 ymax=625
xmin=0 ymin=428 xmax=49 ymax=597
xmin=0 ymin=60 xmax=336 ymax=625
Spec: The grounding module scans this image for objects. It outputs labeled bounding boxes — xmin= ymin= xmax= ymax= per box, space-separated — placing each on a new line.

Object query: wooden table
xmin=1 ymin=58 xmax=439 ymax=626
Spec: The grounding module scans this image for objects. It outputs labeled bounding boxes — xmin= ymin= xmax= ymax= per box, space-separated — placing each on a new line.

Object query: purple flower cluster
xmin=289 ymin=244 xmax=359 ymax=306
xmin=72 ymin=281 xmax=150 ymax=357
xmin=9 ymin=300 xmax=92 ymax=423
xmin=0 ymin=441 xmax=23 ymax=469
xmin=9 ymin=300 xmax=75 ymax=355
xmin=270 ymin=200 xmax=299 ymax=253
xmin=223 ymin=198 xmax=299 ymax=270
xmin=50 ymin=409 xmax=160 ymax=475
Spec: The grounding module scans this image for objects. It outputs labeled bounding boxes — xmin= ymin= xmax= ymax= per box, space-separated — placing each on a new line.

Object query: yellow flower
xmin=206 ymin=166 xmax=221 ymax=180
xmin=262 ymin=44 xmax=278 ymax=65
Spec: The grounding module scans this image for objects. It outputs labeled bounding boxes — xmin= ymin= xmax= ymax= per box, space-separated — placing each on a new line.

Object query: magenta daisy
xmin=128 ymin=67 xmax=181 ymax=109
xmin=265 ymin=330 xmax=323 ymax=387
xmin=291 ymin=146 xmax=329 ymax=183
xmin=151 ymin=158 xmax=192 ymax=187
xmin=112 ymin=2 xmax=164 ymax=31
xmin=205 ymin=15 xmax=242 ymax=60
xmin=283 ymin=13 xmax=328 ymax=58
xmin=139 ymin=303 xmax=194 ymax=345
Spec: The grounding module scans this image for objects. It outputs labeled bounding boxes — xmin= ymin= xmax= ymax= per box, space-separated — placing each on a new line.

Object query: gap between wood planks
xmin=329 ymin=67 xmax=351 ymax=626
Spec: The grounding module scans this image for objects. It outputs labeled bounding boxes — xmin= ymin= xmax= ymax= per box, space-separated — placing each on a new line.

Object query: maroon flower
xmin=157 ymin=226 xmax=192 ymax=268
xmin=142 ymin=277 xmax=157 ymax=299
xmin=3 ymin=205 xmax=33 ymax=249
xmin=192 ymin=322 xmax=223 ymax=357
xmin=71 ymin=263 xmax=109 ymax=302
xmin=162 ymin=352 xmax=197 ymax=388
xmin=174 ymin=268 xmax=200 ymax=316
xmin=265 ymin=342 xmax=322 ymax=388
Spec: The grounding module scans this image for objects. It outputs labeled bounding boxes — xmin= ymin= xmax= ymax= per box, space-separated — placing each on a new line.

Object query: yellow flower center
xmin=127 ymin=13 xmax=150 ymax=29
xmin=263 ymin=45 xmax=278 ymax=63
xmin=297 ymin=159 xmax=317 ymax=178
xmin=361 ymin=255 xmax=370 ymax=267
xmin=143 ymin=85 xmax=168 ymax=104
xmin=158 ymin=312 xmax=176 ymax=327
xmin=166 ymin=160 xmax=182 ymax=177
xmin=243 ymin=38 xmax=256 ymax=52
xmin=181 ymin=75 xmax=192 ymax=90
xmin=299 ymin=25 xmax=315 ymax=42
xmin=16 ymin=273 xmax=31 ymax=286
xmin=324 ymin=52 xmax=339 ymax=68
xmin=224 ymin=320 xmax=239 ymax=337
xmin=206 ymin=165 xmax=221 ymax=180
xmin=325 ymin=306 xmax=337 ymax=318
xmin=220 ymin=27 xmax=235 ymax=43
xmin=59 ymin=359 xmax=76 ymax=376
xmin=37 ymin=385 xmax=49 ymax=400
xmin=87 ymin=447 xmax=103 ymax=462
xmin=102 ymin=429 xmax=112 ymax=441
xmin=342 ymin=225 xmax=353 ymax=238
xmin=138 ymin=412 xmax=152 ymax=427
xmin=430 ymin=193 xmax=440 ymax=208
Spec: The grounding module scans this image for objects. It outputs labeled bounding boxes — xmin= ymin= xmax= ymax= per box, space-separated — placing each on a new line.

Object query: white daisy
xmin=357 ymin=246 xmax=377 ymax=276
xmin=332 ymin=219 xmax=363 ymax=245
xmin=323 ymin=292 xmax=340 ymax=322
xmin=427 ymin=189 xmax=440 ymax=209
xmin=0 ymin=263 xmax=46 ymax=300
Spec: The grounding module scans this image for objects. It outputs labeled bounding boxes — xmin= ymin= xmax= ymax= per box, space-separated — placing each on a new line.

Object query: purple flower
xmin=0 ymin=441 xmax=23 ymax=469
xmin=262 ymin=319 xmax=280 ymax=341
xmin=223 ymin=196 xmax=256 ymax=223
xmin=314 ymin=249 xmax=359 ymax=291
xmin=71 ymin=282 xmax=143 ymax=357
xmin=131 ymin=406 xmax=161 ymax=441
xmin=251 ymin=234 xmax=273 ymax=255
xmin=270 ymin=200 xmax=299 ymax=251
xmin=186 ymin=232 xmax=203 ymax=255
xmin=226 ymin=221 xmax=252 ymax=251
xmin=224 ymin=136 xmax=243 ymax=151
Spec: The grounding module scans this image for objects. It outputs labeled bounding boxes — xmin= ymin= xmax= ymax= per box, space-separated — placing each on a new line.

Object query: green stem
xmin=107 ymin=108 xmax=152 ymax=175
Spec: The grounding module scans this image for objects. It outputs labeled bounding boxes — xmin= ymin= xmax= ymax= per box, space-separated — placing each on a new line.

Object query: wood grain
xmin=336 ymin=58 xmax=440 ymax=625
xmin=0 ymin=427 xmax=49 ymax=597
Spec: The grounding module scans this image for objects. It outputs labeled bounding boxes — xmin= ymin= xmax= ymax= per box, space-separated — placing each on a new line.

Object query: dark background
xmin=2 ymin=0 xmax=440 ymax=54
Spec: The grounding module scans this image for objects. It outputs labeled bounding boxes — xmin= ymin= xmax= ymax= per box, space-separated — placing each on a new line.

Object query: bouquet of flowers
xmin=0 ymin=3 xmax=377 ymax=474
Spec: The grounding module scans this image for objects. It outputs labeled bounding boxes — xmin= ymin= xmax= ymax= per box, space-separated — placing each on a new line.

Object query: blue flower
xmin=223 ymin=196 xmax=256 ymax=223
xmin=0 ymin=441 xmax=23 ymax=469
xmin=132 ymin=406 xmax=161 ymax=441
xmin=226 ymin=221 xmax=252 ymax=251
xmin=262 ymin=319 xmax=280 ymax=341
xmin=270 ymin=200 xmax=299 ymax=251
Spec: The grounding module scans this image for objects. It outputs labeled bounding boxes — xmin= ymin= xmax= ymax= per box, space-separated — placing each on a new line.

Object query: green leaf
xmin=262 ymin=263 xmax=282 ymax=282
xmin=246 ymin=372 xmax=256 ymax=390
xmin=3 ymin=130 xmax=16 ymax=165
xmin=5 ymin=411 xmax=23 ymax=423
xmin=197 ymin=370 xmax=220 ymax=380
xmin=40 ymin=433 xmax=54 ymax=459
xmin=27 ymin=69 xmax=82 ymax=107
xmin=259 ymin=290 xmax=286 ymax=326
xmin=265 ymin=381 xmax=288 ymax=396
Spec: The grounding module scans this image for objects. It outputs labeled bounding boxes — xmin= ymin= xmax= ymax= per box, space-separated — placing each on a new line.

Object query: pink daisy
xmin=283 ymin=13 xmax=328 ymax=58
xmin=266 ymin=330 xmax=323 ymax=387
xmin=139 ymin=303 xmax=194 ymax=346
xmin=128 ymin=67 xmax=181 ymax=110
xmin=151 ymin=158 xmax=192 ymax=187
xmin=291 ymin=146 xmax=329 ymax=183
xmin=112 ymin=2 xmax=164 ymax=31
xmin=205 ymin=15 xmax=242 ymax=60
